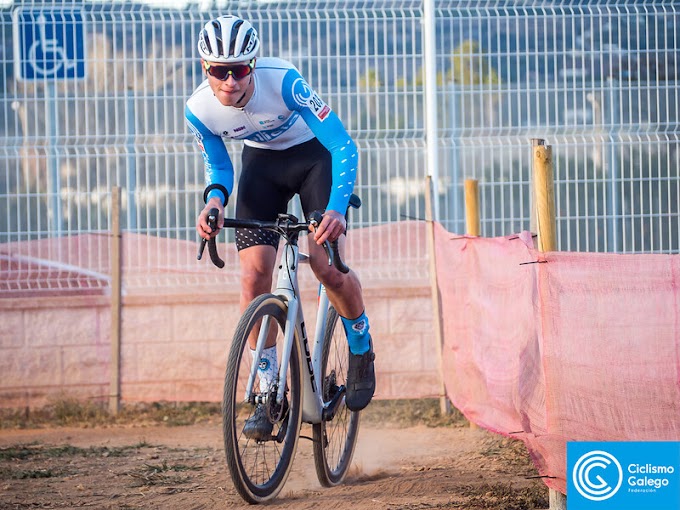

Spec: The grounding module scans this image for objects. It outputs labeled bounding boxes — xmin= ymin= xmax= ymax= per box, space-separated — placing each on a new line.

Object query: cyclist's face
xmin=203 ymin=59 xmax=255 ymax=107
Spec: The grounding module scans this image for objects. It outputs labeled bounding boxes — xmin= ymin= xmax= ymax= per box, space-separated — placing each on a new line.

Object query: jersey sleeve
xmin=281 ymin=68 xmax=358 ymax=214
xmin=185 ymin=104 xmax=234 ymax=205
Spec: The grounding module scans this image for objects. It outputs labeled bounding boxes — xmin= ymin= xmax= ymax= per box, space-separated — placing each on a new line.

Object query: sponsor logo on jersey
xmin=248 ymin=113 xmax=300 ymax=143
xmin=291 ymin=77 xmax=332 ymax=122
xmin=233 ymin=126 xmax=246 ymax=132
xmin=186 ymin=121 xmax=206 ymax=150
xmin=291 ymin=77 xmax=313 ymax=106
xmin=318 ymin=104 xmax=331 ymax=120
xmin=186 ymin=120 xmax=203 ymax=141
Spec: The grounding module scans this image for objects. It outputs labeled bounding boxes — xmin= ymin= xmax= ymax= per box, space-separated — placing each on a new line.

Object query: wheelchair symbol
xmin=28 ymin=13 xmax=77 ymax=77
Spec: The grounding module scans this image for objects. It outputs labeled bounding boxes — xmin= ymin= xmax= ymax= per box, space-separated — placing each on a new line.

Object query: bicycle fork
xmin=244 ymin=244 xmax=300 ymax=408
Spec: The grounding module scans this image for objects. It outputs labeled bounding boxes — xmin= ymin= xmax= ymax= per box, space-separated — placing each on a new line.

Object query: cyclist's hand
xmin=197 ymin=198 xmax=224 ymax=240
xmin=313 ymin=209 xmax=346 ymax=244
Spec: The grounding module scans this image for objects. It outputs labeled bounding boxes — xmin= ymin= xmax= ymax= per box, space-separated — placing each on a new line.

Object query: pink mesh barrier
xmin=433 ymin=223 xmax=680 ymax=494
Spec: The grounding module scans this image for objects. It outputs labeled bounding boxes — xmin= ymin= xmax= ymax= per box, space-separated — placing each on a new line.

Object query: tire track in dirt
xmin=1 ymin=422 xmax=548 ymax=509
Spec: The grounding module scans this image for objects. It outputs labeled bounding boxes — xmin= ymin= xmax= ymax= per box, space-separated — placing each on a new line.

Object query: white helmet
xmin=197 ymin=15 xmax=260 ymax=63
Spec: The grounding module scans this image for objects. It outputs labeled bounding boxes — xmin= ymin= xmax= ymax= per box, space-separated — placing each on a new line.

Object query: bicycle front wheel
xmin=222 ymin=294 xmax=303 ymax=504
xmin=312 ymin=306 xmax=361 ymax=486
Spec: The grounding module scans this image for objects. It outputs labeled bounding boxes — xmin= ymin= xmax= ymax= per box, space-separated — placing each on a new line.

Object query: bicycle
xmin=198 ymin=195 xmax=362 ymax=504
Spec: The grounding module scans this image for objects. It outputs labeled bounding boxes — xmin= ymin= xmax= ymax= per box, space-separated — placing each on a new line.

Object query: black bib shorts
xmin=235 ymin=137 xmax=332 ymax=251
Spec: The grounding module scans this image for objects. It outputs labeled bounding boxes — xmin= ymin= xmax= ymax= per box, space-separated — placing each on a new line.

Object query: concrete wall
xmin=0 ymin=281 xmax=440 ymax=409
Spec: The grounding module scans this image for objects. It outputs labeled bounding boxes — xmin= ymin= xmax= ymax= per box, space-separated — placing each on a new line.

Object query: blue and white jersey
xmin=185 ymin=57 xmax=358 ymax=214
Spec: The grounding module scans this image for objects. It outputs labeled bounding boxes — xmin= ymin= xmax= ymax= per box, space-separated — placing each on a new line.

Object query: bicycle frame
xmin=201 ymin=200 xmax=362 ymax=503
xmin=246 ymin=239 xmax=332 ymax=425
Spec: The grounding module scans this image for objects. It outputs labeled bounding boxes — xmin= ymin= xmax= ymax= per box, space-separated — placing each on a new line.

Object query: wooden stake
xmin=533 ymin=141 xmax=557 ymax=252
xmin=464 ymin=179 xmax=481 ymax=236
xmin=463 ymin=178 xmax=480 ymax=430
xmin=531 ymin=141 xmax=565 ymax=509
xmin=109 ymin=186 xmax=122 ymax=415
xmin=424 ymin=176 xmax=450 ymax=416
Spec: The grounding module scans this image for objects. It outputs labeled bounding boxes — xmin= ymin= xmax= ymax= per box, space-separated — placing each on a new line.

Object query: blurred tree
xmin=447 ymin=39 xmax=500 ymax=85
xmin=396 ymin=68 xmax=447 ymax=89
xmin=357 ymin=68 xmax=382 ymax=131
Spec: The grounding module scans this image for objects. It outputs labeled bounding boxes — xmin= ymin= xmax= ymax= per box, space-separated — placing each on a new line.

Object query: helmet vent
xmin=229 ymin=20 xmax=244 ymax=57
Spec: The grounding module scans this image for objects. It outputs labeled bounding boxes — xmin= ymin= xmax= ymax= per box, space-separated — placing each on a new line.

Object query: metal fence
xmin=1 ymin=0 xmax=678 ymax=295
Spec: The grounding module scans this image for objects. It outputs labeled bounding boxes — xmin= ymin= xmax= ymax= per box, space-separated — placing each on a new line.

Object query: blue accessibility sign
xmin=12 ymin=7 xmax=86 ymax=81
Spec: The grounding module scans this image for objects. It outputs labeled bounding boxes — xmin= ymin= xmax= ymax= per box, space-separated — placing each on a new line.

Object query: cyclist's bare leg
xmin=307 ymin=235 xmax=364 ymax=320
xmin=239 ymin=244 xmax=278 ymax=349
xmin=308 ymin=233 xmax=375 ymax=412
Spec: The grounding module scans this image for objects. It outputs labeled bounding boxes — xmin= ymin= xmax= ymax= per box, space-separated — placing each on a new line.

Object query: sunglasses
xmin=204 ymin=60 xmax=255 ymax=81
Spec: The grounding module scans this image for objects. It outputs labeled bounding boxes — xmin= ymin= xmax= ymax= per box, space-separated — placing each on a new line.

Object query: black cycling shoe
xmin=243 ymin=405 xmax=274 ymax=441
xmin=345 ymin=339 xmax=376 ymax=411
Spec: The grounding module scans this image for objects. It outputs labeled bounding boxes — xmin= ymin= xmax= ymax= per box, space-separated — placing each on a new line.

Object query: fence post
xmin=532 ymin=142 xmax=565 ymax=509
xmin=463 ymin=178 xmax=480 ymax=431
xmin=606 ymin=77 xmax=621 ymax=252
xmin=529 ymin=138 xmax=542 ymax=240
xmin=423 ymin=0 xmax=440 ymax=220
xmin=425 ymin=175 xmax=450 ymax=416
xmin=533 ymin=140 xmax=557 ymax=252
xmin=464 ymin=179 xmax=481 ymax=236
xmin=109 ymin=187 xmax=122 ymax=415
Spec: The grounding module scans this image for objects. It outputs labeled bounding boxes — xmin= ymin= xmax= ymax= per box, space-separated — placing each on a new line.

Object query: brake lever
xmin=197 ymin=208 xmax=225 ymax=268
xmin=329 ymin=240 xmax=349 ymax=274
xmin=308 ymin=211 xmax=331 ymax=265
xmin=308 ymin=211 xmax=349 ymax=274
xmin=197 ymin=237 xmax=207 ymax=261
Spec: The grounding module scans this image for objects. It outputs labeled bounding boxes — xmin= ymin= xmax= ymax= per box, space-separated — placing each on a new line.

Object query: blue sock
xmin=341 ymin=312 xmax=370 ymax=355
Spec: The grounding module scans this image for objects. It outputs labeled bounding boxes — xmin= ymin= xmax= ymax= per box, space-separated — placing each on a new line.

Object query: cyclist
xmin=187 ymin=15 xmax=376 ymax=438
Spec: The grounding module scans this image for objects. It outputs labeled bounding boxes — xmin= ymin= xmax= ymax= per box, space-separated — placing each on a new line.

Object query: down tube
xmin=311 ymin=284 xmax=330 ymax=394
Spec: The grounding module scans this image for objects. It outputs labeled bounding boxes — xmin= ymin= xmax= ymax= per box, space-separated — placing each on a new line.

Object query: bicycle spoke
xmin=313 ymin=306 xmax=361 ymax=486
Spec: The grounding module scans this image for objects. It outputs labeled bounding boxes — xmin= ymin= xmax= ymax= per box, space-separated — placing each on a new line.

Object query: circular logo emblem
xmin=572 ymin=450 xmax=623 ymax=501
xmin=291 ymin=77 xmax=312 ymax=107
xmin=352 ymin=320 xmax=366 ymax=333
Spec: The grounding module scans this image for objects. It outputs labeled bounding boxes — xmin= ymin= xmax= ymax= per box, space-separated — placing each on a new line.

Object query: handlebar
xmin=197 ymin=210 xmax=350 ymax=273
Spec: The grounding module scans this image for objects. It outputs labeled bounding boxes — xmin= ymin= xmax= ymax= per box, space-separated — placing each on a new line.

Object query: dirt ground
xmin=0 ymin=401 xmax=548 ymax=510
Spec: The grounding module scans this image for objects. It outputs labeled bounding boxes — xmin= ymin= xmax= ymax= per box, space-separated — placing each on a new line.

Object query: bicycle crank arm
xmin=321 ymin=384 xmax=347 ymax=421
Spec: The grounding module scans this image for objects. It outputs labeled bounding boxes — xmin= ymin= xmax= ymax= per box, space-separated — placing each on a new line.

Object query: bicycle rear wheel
xmin=222 ymin=293 xmax=303 ymax=503
xmin=312 ymin=306 xmax=361 ymax=486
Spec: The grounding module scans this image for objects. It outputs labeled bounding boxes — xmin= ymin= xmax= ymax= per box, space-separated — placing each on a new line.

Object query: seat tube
xmin=300 ymin=288 xmax=325 ymax=423
xmin=311 ymin=284 xmax=330 ymax=392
